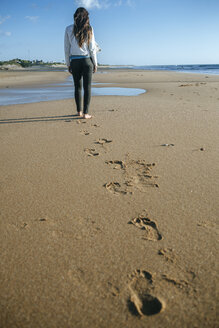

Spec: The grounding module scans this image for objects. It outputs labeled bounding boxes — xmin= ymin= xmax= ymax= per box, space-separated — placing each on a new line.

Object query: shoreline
xmin=0 ymin=62 xmax=218 ymax=80
xmin=1 ymin=68 xmax=219 ymax=90
xmin=0 ymin=69 xmax=218 ymax=328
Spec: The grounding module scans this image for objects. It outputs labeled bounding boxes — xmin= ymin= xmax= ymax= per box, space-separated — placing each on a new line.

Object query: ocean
xmin=19 ymin=64 xmax=219 ymax=75
xmin=130 ymin=64 xmax=219 ymax=75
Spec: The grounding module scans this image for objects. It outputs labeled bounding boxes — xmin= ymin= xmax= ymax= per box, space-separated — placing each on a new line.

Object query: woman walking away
xmin=64 ymin=7 xmax=98 ymax=119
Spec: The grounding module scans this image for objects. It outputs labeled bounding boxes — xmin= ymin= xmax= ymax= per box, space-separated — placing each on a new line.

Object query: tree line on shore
xmin=0 ymin=59 xmax=64 ymax=67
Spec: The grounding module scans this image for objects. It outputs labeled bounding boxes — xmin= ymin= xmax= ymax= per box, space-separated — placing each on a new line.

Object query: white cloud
xmin=0 ymin=15 xmax=11 ymax=25
xmin=0 ymin=30 xmax=12 ymax=37
xmin=25 ymin=16 xmax=39 ymax=23
xmin=75 ymin=0 xmax=134 ymax=9
xmin=76 ymin=0 xmax=101 ymax=9
xmin=126 ymin=0 xmax=134 ymax=7
xmin=114 ymin=0 xmax=122 ymax=6
xmin=0 ymin=16 xmax=11 ymax=37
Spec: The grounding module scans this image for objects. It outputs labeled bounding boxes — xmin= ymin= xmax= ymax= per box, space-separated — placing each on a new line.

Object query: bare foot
xmin=77 ymin=111 xmax=83 ymax=117
xmin=83 ymin=114 xmax=92 ymax=119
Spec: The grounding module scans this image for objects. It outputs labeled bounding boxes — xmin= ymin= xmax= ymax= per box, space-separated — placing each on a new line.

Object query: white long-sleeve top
xmin=64 ymin=24 xmax=97 ymax=67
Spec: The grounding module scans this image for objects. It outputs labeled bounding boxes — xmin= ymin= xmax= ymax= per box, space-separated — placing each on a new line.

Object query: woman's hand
xmin=93 ymin=65 xmax=97 ymax=74
xmin=68 ymin=66 xmax=72 ymax=74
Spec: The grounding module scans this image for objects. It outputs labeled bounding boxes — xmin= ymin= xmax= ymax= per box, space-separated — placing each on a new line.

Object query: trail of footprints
xmin=81 ymin=121 xmax=113 ymax=157
xmin=14 ymin=113 xmax=199 ymax=321
xmin=76 ymin=116 xmax=194 ymax=319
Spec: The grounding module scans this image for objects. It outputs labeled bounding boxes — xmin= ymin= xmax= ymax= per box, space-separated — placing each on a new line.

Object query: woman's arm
xmin=89 ymin=28 xmax=98 ymax=72
xmin=64 ymin=27 xmax=71 ymax=68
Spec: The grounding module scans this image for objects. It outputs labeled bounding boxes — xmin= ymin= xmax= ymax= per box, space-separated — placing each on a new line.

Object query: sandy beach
xmin=0 ymin=70 xmax=69 ymax=88
xmin=0 ymin=69 xmax=218 ymax=327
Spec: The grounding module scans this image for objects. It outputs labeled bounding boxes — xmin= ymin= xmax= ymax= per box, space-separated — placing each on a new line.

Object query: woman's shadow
xmin=0 ymin=114 xmax=83 ymax=124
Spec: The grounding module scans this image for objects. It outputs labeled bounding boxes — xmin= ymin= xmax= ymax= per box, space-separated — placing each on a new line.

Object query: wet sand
xmin=0 ymin=69 xmax=218 ymax=327
xmin=0 ymin=70 xmax=69 ymax=88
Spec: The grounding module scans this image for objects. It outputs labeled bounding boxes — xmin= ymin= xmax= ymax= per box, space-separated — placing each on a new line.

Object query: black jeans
xmin=70 ymin=57 xmax=93 ymax=114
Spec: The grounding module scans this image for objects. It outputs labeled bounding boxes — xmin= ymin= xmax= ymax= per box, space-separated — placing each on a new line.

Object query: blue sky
xmin=0 ymin=0 xmax=219 ymax=65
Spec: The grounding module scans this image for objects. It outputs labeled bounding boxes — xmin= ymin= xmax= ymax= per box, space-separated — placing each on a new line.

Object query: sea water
xmin=131 ymin=64 xmax=219 ymax=75
xmin=0 ymin=80 xmax=145 ymax=106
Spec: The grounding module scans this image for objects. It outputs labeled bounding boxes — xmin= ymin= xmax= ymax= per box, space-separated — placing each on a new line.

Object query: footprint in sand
xmin=105 ymin=160 xmax=126 ymax=170
xmin=179 ymin=83 xmax=193 ymax=87
xmin=158 ymin=248 xmax=176 ymax=263
xmin=95 ymin=138 xmax=112 ymax=145
xmin=161 ymin=274 xmax=191 ymax=292
xmin=38 ymin=218 xmax=47 ymax=222
xmin=129 ymin=214 xmax=162 ymax=241
xmin=106 ymin=158 xmax=159 ymax=191
xmin=77 ymin=121 xmax=86 ymax=125
xmin=127 ymin=269 xmax=164 ymax=316
xmin=80 ymin=130 xmax=91 ymax=135
xmin=18 ymin=217 xmax=53 ymax=231
xmin=104 ymin=182 xmax=131 ymax=195
xmin=125 ymin=160 xmax=159 ymax=190
xmin=126 ymin=268 xmax=196 ymax=317
xmin=84 ymin=148 xmax=99 ymax=157
xmin=161 ymin=143 xmax=174 ymax=147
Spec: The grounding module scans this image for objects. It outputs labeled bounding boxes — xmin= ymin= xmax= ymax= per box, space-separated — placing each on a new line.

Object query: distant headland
xmin=0 ymin=59 xmax=66 ymax=70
